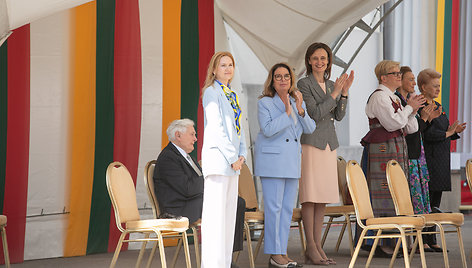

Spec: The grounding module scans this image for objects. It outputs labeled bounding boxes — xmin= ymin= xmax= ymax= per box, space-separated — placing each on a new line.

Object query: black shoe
xmin=288 ymin=261 xmax=303 ymax=267
xmin=430 ymin=245 xmax=449 ymax=253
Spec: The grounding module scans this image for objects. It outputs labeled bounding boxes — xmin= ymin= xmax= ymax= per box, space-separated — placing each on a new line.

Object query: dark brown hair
xmin=304 ymin=42 xmax=332 ymax=80
xmin=260 ymin=63 xmax=297 ymax=98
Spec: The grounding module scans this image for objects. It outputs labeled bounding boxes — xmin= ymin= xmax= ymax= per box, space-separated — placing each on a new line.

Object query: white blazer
xmin=201 ymin=81 xmax=247 ymax=177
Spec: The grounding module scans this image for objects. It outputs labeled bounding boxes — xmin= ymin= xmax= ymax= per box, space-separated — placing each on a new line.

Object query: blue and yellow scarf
xmin=216 ymin=80 xmax=241 ymax=136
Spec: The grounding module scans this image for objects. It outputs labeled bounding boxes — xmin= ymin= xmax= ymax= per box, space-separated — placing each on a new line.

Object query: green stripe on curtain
xmin=87 ymin=0 xmax=116 ymax=254
xmin=0 ymin=42 xmax=7 ymax=214
xmin=441 ymin=0 xmax=452 ymax=116
xmin=180 ymin=0 xmax=199 ymax=159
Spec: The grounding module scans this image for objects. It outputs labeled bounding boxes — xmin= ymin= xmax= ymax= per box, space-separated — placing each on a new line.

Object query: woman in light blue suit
xmin=201 ymin=51 xmax=247 ymax=268
xmin=255 ymin=63 xmax=316 ymax=268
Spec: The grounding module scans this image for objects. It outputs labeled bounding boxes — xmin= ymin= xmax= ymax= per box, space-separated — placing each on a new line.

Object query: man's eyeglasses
xmin=274 ymin=74 xmax=291 ymax=81
xmin=385 ymin=72 xmax=402 ymax=77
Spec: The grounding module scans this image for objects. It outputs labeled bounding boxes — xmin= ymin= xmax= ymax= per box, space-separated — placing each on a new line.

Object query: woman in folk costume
xmin=200 ymin=51 xmax=247 ymax=268
xmin=360 ymin=60 xmax=424 ymax=255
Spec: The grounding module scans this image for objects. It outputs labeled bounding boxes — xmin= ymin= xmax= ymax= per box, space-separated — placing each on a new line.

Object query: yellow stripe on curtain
xmin=64 ymin=1 xmax=97 ymax=257
xmin=435 ymin=0 xmax=445 ymax=104
xmin=162 ymin=0 xmax=182 ymax=149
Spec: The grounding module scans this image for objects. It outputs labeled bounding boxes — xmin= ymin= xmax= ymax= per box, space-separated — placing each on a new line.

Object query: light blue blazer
xmin=202 ymin=81 xmax=247 ymax=177
xmin=254 ymin=94 xmax=316 ymax=179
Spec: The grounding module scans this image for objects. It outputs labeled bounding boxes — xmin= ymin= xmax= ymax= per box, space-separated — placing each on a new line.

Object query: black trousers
xmin=422 ymin=190 xmax=443 ymax=245
xmin=232 ymin=196 xmax=246 ymax=252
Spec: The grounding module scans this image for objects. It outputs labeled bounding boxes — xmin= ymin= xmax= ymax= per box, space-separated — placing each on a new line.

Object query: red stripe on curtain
xmin=197 ymin=0 xmax=214 ymax=160
xmin=449 ymin=0 xmax=460 ymax=151
xmin=108 ymin=0 xmax=142 ymax=252
xmin=2 ymin=25 xmax=30 ymax=263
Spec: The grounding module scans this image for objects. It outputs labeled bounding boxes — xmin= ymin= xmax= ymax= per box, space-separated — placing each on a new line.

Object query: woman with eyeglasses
xmin=359 ymin=60 xmax=424 ymax=256
xmin=297 ymin=42 xmax=353 ymax=265
xmin=254 ymin=62 xmax=316 ymax=268
xmin=201 ymin=51 xmax=247 ymax=268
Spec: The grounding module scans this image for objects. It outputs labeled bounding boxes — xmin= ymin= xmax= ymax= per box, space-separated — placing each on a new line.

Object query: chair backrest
xmin=337 ymin=156 xmax=353 ymax=205
xmin=144 ymin=160 xmax=160 ymax=219
xmin=106 ymin=162 xmax=140 ymax=231
xmin=345 ymin=160 xmax=374 ymax=221
xmin=466 ymin=159 xmax=472 ymax=194
xmin=238 ymin=163 xmax=259 ymax=210
xmin=386 ymin=160 xmax=415 ymax=216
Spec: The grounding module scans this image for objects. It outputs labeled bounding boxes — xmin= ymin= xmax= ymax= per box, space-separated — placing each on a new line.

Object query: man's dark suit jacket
xmin=153 ymin=142 xmax=204 ymax=223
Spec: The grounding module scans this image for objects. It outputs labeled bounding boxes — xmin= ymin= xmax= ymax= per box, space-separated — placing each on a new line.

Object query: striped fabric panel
xmin=162 ymin=0 xmax=182 ymax=150
xmin=449 ymin=0 xmax=460 ymax=151
xmin=2 ymin=25 xmax=30 ymax=263
xmin=181 ymin=0 xmax=199 ymax=159
xmin=435 ymin=0 xmax=445 ymax=105
xmin=0 ymin=39 xmax=6 ymax=215
xmin=87 ymin=0 xmax=116 ymax=254
xmin=108 ymin=0 xmax=142 ymax=252
xmin=441 ymin=0 xmax=452 ymax=116
xmin=197 ymin=0 xmax=214 ymax=160
xmin=64 ymin=1 xmax=97 ymax=257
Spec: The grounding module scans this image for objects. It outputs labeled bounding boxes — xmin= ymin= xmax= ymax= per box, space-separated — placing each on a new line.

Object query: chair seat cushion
xmin=325 ymin=205 xmax=355 ymax=214
xmin=366 ymin=216 xmax=424 ymax=228
xmin=245 ymin=211 xmax=264 ymax=222
xmin=0 ymin=215 xmax=6 ymax=225
xmin=126 ymin=217 xmax=189 ymax=232
xmin=421 ymin=213 xmax=464 ymax=226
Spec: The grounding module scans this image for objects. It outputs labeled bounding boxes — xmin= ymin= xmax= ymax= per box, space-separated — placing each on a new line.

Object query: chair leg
xmin=181 ymin=232 xmax=192 ymax=268
xmin=437 ymin=224 xmax=449 ymax=268
xmin=347 ymin=215 xmax=354 ymax=255
xmin=191 ymin=227 xmax=200 ymax=268
xmin=254 ymin=229 xmax=264 ymax=261
xmin=455 ymin=226 xmax=467 ymax=268
xmin=244 ymin=222 xmax=255 ymax=268
xmin=297 ymin=220 xmax=306 ymax=255
xmin=321 ymin=216 xmax=334 ymax=247
xmin=146 ymin=241 xmax=159 ymax=268
xmin=409 ymin=233 xmax=419 ymax=264
xmin=1 ymin=227 xmax=10 ymax=268
xmin=399 ymin=231 xmax=411 ymax=268
xmin=110 ymin=232 xmax=127 ymax=268
xmin=366 ymin=229 xmax=382 ymax=267
xmin=389 ymin=238 xmax=401 ymax=268
xmin=136 ymin=233 xmax=150 ymax=268
xmin=416 ymin=230 xmax=426 ymax=268
xmin=171 ymin=238 xmax=183 ymax=268
xmin=155 ymin=231 xmax=168 ymax=268
xmin=348 ymin=228 xmax=367 ymax=268
xmin=335 ymin=216 xmax=347 ymax=252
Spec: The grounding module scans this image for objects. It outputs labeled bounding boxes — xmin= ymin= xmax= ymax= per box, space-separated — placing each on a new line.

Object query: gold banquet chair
xmin=144 ymin=160 xmax=201 ymax=268
xmin=0 ymin=215 xmax=10 ymax=268
xmin=467 ymin=159 xmax=472 ymax=259
xmin=346 ymin=160 xmax=427 ymax=268
xmin=321 ymin=156 xmax=356 ymax=255
xmin=106 ymin=161 xmax=191 ymax=268
xmin=386 ymin=159 xmax=467 ymax=268
xmin=237 ymin=163 xmax=305 ymax=268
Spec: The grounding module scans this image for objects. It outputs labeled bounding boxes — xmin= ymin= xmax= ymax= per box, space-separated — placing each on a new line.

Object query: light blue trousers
xmin=260 ymin=177 xmax=298 ymax=254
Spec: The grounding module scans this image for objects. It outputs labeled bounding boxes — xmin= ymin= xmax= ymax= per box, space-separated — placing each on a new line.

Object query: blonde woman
xmin=201 ymin=51 xmax=247 ymax=268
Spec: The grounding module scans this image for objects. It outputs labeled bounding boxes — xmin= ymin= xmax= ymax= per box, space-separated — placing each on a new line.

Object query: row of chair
xmin=105 ymin=158 xmax=472 ymax=268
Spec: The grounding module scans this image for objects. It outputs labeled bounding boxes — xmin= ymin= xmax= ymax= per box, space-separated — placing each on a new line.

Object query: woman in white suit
xmin=254 ymin=63 xmax=316 ymax=268
xmin=201 ymin=51 xmax=247 ymax=268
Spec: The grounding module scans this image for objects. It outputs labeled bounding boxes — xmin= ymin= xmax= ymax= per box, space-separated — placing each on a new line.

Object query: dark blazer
xmin=297 ymin=75 xmax=347 ymax=150
xmin=421 ymin=102 xmax=460 ymax=192
xmin=394 ymin=91 xmax=428 ymax=159
xmin=153 ymin=142 xmax=204 ymax=223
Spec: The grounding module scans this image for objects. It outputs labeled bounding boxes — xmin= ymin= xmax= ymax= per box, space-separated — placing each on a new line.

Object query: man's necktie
xmin=186 ymin=155 xmax=203 ymax=177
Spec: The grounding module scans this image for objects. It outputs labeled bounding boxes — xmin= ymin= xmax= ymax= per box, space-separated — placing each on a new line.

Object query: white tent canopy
xmin=217 ymin=0 xmax=389 ymax=72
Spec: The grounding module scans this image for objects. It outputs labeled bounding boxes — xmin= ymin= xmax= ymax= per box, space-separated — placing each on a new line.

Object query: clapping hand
xmin=407 ymin=94 xmax=425 ymax=113
xmin=429 ymin=105 xmax=442 ymax=122
xmin=341 ymin=70 xmax=355 ymax=96
xmin=332 ymin=73 xmax=348 ymax=98
xmin=420 ymin=102 xmax=434 ymax=121
xmin=293 ymin=90 xmax=304 ymax=111
xmin=455 ymin=122 xmax=467 ymax=134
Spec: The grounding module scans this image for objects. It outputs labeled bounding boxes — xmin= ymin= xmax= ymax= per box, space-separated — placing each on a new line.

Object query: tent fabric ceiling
xmin=216 ymin=0 xmax=390 ymax=72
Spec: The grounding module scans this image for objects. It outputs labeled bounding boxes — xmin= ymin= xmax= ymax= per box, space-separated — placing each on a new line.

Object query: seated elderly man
xmin=153 ymin=119 xmax=245 ymax=265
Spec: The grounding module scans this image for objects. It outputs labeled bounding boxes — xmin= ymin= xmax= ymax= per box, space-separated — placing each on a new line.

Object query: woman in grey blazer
xmin=200 ymin=51 xmax=247 ymax=268
xmin=254 ymin=63 xmax=315 ymax=268
xmin=297 ymin=42 xmax=354 ymax=265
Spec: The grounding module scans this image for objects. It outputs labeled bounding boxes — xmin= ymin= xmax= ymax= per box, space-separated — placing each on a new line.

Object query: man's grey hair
xmin=166 ymin=118 xmax=195 ymax=141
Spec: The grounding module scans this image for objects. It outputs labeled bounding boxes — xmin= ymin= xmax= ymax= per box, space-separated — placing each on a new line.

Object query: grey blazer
xmin=297 ymin=75 xmax=347 ymax=150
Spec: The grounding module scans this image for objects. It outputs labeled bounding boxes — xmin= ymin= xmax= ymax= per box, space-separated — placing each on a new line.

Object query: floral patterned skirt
xmin=408 ymin=141 xmax=431 ymax=214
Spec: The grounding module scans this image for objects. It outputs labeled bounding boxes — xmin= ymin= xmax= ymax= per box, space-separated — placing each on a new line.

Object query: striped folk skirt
xmin=361 ymin=136 xmax=408 ymax=217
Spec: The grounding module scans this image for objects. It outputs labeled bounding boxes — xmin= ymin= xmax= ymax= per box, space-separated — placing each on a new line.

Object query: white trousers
xmin=201 ymin=174 xmax=238 ymax=268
